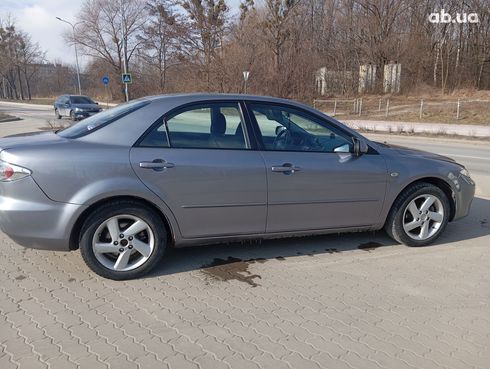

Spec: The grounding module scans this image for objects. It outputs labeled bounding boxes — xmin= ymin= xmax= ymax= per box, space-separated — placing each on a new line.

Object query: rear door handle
xmin=271 ymin=163 xmax=301 ymax=174
xmin=139 ymin=159 xmax=175 ymax=171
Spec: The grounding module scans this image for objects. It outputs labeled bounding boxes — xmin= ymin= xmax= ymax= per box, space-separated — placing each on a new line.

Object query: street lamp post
xmin=56 ymin=17 xmax=82 ymax=95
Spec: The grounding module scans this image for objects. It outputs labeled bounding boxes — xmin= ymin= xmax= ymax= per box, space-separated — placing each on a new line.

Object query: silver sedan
xmin=0 ymin=94 xmax=475 ymax=279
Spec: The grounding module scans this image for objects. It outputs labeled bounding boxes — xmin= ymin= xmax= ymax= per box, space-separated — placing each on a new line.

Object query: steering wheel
xmin=273 ymin=127 xmax=291 ymax=149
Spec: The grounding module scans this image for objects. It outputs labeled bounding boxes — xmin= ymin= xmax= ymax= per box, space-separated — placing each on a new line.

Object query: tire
xmin=55 ymin=108 xmax=61 ymax=119
xmin=70 ymin=110 xmax=77 ymax=121
xmin=385 ymin=182 xmax=450 ymax=246
xmin=79 ymin=200 xmax=168 ymax=280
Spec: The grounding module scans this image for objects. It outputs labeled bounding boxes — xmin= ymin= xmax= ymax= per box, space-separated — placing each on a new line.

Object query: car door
xmin=130 ymin=101 xmax=267 ymax=239
xmin=246 ymin=102 xmax=388 ymax=233
xmin=60 ymin=96 xmax=70 ymax=116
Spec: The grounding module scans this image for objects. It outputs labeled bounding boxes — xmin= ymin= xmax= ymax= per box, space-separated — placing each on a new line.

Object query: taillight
xmin=0 ymin=160 xmax=31 ymax=182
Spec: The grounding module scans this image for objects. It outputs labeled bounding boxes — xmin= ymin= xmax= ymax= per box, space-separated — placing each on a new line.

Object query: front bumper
xmin=452 ymin=174 xmax=475 ymax=221
xmin=0 ymin=177 xmax=85 ymax=251
xmin=74 ymin=110 xmax=100 ymax=119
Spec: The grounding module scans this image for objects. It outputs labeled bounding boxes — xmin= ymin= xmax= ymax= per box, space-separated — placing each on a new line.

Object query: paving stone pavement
xmin=1 ymin=197 xmax=489 ymax=369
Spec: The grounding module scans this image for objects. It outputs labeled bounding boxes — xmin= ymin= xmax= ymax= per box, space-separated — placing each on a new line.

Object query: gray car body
xmin=0 ymin=94 xmax=475 ymax=251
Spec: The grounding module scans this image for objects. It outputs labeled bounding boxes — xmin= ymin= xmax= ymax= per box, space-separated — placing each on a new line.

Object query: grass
xmin=316 ymin=95 xmax=490 ymax=125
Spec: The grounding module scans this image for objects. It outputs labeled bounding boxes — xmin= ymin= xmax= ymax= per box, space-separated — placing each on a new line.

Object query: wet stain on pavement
xmin=15 ymin=275 xmax=26 ymax=280
xmin=358 ymin=242 xmax=383 ymax=251
xmin=200 ymin=257 xmax=266 ymax=287
xmin=68 ymin=278 xmax=76 ymax=282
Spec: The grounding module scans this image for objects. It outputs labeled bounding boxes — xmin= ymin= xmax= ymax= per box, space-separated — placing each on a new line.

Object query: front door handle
xmin=139 ymin=159 xmax=175 ymax=171
xmin=271 ymin=163 xmax=301 ymax=174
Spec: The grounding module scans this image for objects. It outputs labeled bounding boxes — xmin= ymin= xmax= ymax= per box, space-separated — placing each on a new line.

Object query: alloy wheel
xmin=402 ymin=194 xmax=444 ymax=241
xmin=92 ymin=215 xmax=155 ymax=271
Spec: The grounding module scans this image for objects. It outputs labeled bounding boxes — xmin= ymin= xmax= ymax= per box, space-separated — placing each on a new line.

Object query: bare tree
xmin=180 ymin=0 xmax=228 ymax=91
xmin=68 ymin=0 xmax=147 ymax=98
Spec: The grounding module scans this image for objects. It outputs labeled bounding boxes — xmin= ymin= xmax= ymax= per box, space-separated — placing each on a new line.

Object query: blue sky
xmin=1 ymin=0 xmax=242 ymax=67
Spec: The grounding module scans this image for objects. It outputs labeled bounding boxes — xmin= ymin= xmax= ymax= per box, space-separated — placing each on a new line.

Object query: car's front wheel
xmin=79 ymin=201 xmax=167 ymax=280
xmin=70 ymin=110 xmax=77 ymax=121
xmin=385 ymin=183 xmax=450 ymax=246
xmin=54 ymin=108 xmax=61 ymax=119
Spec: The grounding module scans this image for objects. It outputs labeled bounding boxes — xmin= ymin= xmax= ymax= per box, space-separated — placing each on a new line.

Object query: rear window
xmin=70 ymin=96 xmax=95 ymax=104
xmin=58 ymin=100 xmax=149 ymax=139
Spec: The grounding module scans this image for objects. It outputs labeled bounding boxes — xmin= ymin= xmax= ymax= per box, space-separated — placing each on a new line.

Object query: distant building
xmin=315 ymin=67 xmax=354 ymax=95
xmin=383 ymin=62 xmax=401 ymax=93
xmin=358 ymin=64 xmax=377 ymax=93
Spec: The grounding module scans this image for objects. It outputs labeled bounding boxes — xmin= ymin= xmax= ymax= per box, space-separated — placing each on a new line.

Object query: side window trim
xmin=136 ymin=100 xmax=252 ymax=150
xmin=244 ymin=101 xmax=355 ymax=153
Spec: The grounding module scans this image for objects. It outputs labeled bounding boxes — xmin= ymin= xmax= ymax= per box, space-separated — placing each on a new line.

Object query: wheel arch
xmin=387 ymin=177 xmax=456 ymax=225
xmin=69 ymin=195 xmax=174 ymax=250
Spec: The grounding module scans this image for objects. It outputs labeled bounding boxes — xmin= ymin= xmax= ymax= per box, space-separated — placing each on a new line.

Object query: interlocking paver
xmin=0 ymin=215 xmax=489 ymax=369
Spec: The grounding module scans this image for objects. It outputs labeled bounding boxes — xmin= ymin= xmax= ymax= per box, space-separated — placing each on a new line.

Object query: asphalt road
xmin=0 ymin=101 xmax=54 ymax=121
xmin=365 ymin=134 xmax=490 ymax=198
xmin=0 ymin=102 xmax=489 ymax=369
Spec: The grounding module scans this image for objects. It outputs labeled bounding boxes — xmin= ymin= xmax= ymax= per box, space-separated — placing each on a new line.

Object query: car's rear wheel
xmin=79 ymin=201 xmax=167 ymax=280
xmin=385 ymin=183 xmax=450 ymax=246
xmin=55 ymin=108 xmax=61 ymax=119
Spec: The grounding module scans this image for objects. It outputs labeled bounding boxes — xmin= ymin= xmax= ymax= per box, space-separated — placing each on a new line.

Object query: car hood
xmin=375 ymin=141 xmax=456 ymax=163
xmin=0 ymin=131 xmax=65 ymax=153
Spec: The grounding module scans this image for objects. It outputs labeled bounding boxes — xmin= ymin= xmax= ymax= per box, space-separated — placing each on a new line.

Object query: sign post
xmin=102 ymin=75 xmax=110 ymax=108
xmin=121 ymin=73 xmax=132 ymax=102
xmin=243 ymin=71 xmax=250 ymax=94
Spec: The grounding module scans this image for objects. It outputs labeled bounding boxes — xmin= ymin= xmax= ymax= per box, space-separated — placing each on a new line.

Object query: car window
xmin=249 ymin=103 xmax=352 ymax=152
xmin=140 ymin=103 xmax=248 ymax=149
xmin=58 ymin=100 xmax=149 ymax=139
xmin=70 ymin=96 xmax=95 ymax=104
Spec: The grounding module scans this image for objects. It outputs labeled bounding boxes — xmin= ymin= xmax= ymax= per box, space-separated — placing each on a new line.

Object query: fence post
xmin=353 ymin=99 xmax=357 ymax=114
xmin=385 ymin=99 xmax=390 ymax=117
xmin=378 ymin=99 xmax=382 ymax=112
xmin=359 ymin=98 xmax=363 ymax=116
xmin=333 ymin=99 xmax=337 ymax=116
xmin=313 ymin=99 xmax=316 ymax=109
xmin=456 ymin=99 xmax=460 ymax=120
xmin=419 ymin=99 xmax=424 ymax=120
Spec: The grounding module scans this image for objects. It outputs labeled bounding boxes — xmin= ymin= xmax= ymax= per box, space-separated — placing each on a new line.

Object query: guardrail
xmin=313 ymin=98 xmax=490 ymax=121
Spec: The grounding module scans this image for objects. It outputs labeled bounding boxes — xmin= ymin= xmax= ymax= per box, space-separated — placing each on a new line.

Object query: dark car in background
xmin=54 ymin=95 xmax=102 ymax=121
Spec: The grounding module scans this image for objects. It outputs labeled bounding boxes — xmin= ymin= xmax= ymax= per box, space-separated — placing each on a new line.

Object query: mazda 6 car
xmin=0 ymin=94 xmax=475 ymax=279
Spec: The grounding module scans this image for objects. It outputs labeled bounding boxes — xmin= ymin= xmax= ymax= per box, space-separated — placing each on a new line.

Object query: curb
xmin=343 ymin=119 xmax=490 ymax=138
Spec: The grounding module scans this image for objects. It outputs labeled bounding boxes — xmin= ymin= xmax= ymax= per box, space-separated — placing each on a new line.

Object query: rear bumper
xmin=0 ymin=177 xmax=85 ymax=251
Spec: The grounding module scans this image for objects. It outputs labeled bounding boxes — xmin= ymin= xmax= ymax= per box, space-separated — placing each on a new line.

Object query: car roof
xmin=145 ymin=93 xmax=302 ymax=105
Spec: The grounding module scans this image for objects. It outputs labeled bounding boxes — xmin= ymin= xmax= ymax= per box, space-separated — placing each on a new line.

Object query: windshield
xmin=70 ymin=96 xmax=95 ymax=104
xmin=58 ymin=100 xmax=150 ymax=139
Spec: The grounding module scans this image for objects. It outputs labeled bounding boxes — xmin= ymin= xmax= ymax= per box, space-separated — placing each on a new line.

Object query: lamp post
xmin=56 ymin=17 xmax=82 ymax=95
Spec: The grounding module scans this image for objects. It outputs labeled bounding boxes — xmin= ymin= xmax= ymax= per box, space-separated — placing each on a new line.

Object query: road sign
xmin=122 ymin=73 xmax=132 ymax=84
xmin=102 ymin=75 xmax=110 ymax=85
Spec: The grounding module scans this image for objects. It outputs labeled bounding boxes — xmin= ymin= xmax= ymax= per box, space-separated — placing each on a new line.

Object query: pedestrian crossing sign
xmin=122 ymin=73 xmax=132 ymax=84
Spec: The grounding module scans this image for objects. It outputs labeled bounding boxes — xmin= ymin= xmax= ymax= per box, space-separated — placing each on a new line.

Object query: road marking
xmin=438 ymin=153 xmax=490 ymax=161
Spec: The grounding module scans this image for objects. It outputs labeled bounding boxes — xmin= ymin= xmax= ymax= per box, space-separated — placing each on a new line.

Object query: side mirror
xmin=334 ymin=143 xmax=350 ymax=153
xmin=352 ymin=137 xmax=369 ymax=156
